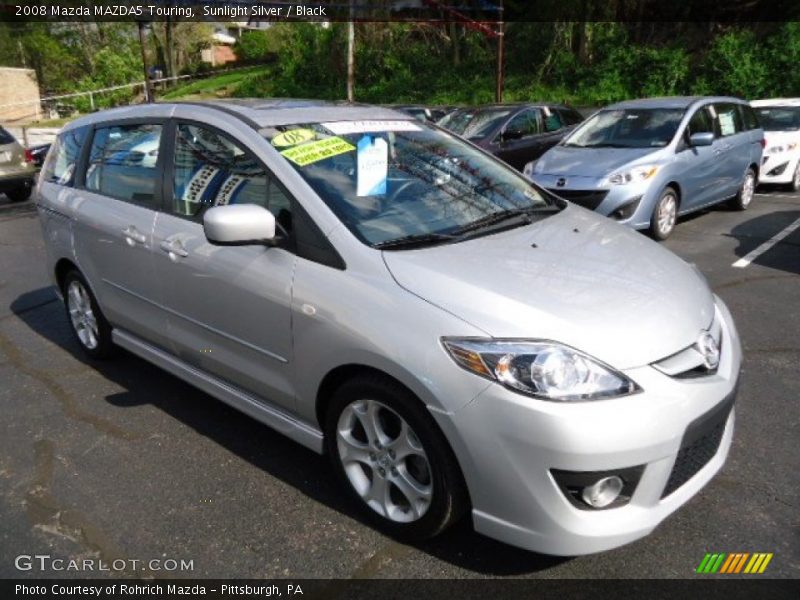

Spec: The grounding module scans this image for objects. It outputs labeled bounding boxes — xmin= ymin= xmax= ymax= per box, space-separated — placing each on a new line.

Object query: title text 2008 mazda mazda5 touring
xmin=36 ymin=101 xmax=740 ymax=556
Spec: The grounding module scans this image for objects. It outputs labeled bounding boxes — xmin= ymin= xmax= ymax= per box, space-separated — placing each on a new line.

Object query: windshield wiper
xmin=580 ymin=142 xmax=634 ymax=148
xmin=453 ymin=206 xmax=559 ymax=236
xmin=373 ymin=232 xmax=457 ymax=250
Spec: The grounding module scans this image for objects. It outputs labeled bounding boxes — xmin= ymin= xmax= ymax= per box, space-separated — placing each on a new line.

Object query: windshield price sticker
xmin=272 ymin=129 xmax=316 ymax=147
xmin=280 ymin=136 xmax=355 ymax=167
xmin=323 ymin=120 xmax=422 ymax=135
xmin=357 ymin=136 xmax=388 ymax=197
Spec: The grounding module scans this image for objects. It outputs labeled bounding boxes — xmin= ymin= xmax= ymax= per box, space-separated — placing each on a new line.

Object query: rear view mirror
xmin=203 ymin=204 xmax=276 ymax=245
xmin=689 ymin=132 xmax=714 ymax=147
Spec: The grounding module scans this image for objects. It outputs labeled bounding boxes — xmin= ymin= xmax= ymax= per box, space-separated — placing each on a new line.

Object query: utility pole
xmin=138 ymin=21 xmax=154 ymax=103
xmin=495 ymin=1 xmax=505 ymax=103
xmin=346 ymin=14 xmax=355 ymax=101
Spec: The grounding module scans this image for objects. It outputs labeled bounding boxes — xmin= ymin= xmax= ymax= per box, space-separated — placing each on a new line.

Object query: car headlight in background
xmin=523 ymin=161 xmax=536 ymax=178
xmin=606 ymin=165 xmax=659 ymax=186
xmin=442 ymin=338 xmax=640 ymax=401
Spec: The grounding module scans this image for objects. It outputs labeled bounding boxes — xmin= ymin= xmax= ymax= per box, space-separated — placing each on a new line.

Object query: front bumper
xmin=434 ymin=296 xmax=741 ymax=555
xmin=533 ymin=173 xmax=658 ymax=230
xmin=759 ymin=153 xmax=799 ymax=184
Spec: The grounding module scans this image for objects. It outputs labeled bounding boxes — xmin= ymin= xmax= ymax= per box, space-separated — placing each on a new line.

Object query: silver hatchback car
xmin=36 ymin=101 xmax=741 ymax=556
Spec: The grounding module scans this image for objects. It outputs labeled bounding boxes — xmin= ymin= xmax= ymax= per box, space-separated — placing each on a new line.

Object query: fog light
xmin=581 ymin=476 xmax=624 ymax=508
xmin=610 ymin=196 xmax=642 ymax=220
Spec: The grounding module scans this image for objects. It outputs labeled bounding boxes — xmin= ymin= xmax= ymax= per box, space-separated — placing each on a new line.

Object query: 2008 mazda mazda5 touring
xmin=36 ymin=100 xmax=740 ymax=555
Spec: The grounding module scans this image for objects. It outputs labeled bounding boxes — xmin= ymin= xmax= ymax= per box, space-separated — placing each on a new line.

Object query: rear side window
xmin=687 ymin=107 xmax=714 ymax=136
xmin=42 ymin=126 xmax=88 ymax=186
xmin=85 ymin=124 xmax=162 ymax=205
xmin=713 ymin=103 xmax=744 ymax=137
xmin=738 ymin=104 xmax=759 ymax=130
xmin=0 ymin=126 xmax=15 ymax=145
xmin=172 ymin=123 xmax=290 ymax=228
xmin=542 ymin=109 xmax=563 ymax=132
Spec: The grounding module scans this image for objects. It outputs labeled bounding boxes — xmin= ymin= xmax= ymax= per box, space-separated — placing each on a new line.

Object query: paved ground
xmin=0 ymin=189 xmax=798 ymax=580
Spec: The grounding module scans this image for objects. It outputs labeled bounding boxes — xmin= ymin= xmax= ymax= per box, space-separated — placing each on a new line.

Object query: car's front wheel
xmin=325 ymin=375 xmax=468 ymax=541
xmin=789 ymin=162 xmax=800 ymax=192
xmin=63 ymin=270 xmax=115 ymax=359
xmin=649 ymin=187 xmax=679 ymax=240
xmin=730 ymin=168 xmax=756 ymax=210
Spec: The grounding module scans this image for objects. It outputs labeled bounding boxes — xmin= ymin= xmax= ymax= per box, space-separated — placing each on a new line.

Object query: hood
xmin=536 ymin=145 xmax=661 ymax=178
xmin=383 ymin=207 xmax=714 ymax=370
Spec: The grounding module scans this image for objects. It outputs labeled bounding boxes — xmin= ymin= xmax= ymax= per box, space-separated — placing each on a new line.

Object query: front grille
xmin=546 ymin=189 xmax=609 ymax=210
xmin=661 ymin=388 xmax=736 ymax=498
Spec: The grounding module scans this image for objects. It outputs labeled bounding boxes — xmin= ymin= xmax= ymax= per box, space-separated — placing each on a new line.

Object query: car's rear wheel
xmin=649 ymin=187 xmax=679 ymax=240
xmin=325 ymin=375 xmax=468 ymax=541
xmin=730 ymin=168 xmax=756 ymax=210
xmin=63 ymin=271 xmax=115 ymax=359
xmin=5 ymin=185 xmax=31 ymax=203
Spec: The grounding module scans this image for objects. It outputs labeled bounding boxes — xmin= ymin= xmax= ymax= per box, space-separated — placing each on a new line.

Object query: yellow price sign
xmin=271 ymin=128 xmax=316 ymax=147
xmin=280 ymin=136 xmax=355 ymax=167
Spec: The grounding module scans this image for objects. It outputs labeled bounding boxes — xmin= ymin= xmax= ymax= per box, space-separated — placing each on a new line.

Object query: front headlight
xmin=442 ymin=338 xmax=640 ymax=401
xmin=607 ymin=165 xmax=659 ymax=186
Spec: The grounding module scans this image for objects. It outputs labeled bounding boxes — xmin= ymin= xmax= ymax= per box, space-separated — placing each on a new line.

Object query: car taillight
xmin=760 ymin=138 xmax=766 ymax=149
xmin=24 ymin=149 xmax=34 ymax=163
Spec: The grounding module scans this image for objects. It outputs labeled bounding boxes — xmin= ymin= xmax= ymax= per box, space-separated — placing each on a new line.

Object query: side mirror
xmin=203 ymin=204 xmax=276 ymax=245
xmin=689 ymin=132 xmax=714 ymax=147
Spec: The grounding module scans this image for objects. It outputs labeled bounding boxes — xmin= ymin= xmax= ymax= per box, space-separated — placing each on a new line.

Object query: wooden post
xmin=495 ymin=2 xmax=505 ymax=103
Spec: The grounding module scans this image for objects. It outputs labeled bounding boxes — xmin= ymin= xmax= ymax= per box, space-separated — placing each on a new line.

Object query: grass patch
xmin=160 ymin=65 xmax=271 ymax=100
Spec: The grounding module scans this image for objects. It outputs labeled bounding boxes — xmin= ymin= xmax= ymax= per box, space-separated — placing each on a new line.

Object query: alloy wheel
xmin=657 ymin=193 xmax=677 ymax=237
xmin=740 ymin=172 xmax=755 ymax=207
xmin=336 ymin=399 xmax=433 ymax=523
xmin=66 ymin=280 xmax=99 ymax=350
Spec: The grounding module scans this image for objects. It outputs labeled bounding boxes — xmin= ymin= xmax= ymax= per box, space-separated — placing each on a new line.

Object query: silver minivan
xmin=37 ymin=101 xmax=741 ymax=555
xmin=527 ymin=97 xmax=764 ymax=239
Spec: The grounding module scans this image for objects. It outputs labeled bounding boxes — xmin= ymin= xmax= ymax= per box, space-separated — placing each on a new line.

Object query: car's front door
xmin=152 ymin=121 xmax=296 ymax=410
xmin=72 ymin=121 xmax=171 ymax=350
xmin=676 ymin=105 xmax=721 ymax=211
xmin=492 ymin=109 xmax=546 ymax=171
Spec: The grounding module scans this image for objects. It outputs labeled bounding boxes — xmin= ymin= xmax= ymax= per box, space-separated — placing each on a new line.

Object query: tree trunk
xmin=449 ymin=22 xmax=460 ymax=67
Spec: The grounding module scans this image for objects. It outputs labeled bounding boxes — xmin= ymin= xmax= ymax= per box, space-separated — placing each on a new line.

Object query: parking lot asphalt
xmin=0 ymin=189 xmax=798 ymax=580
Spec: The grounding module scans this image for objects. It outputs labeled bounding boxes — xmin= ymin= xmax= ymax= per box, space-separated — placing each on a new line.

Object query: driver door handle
xmin=160 ymin=239 xmax=189 ymax=258
xmin=122 ymin=226 xmax=147 ymax=245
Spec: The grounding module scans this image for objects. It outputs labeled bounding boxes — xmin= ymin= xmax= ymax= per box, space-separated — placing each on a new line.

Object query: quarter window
xmin=557 ymin=108 xmax=584 ymax=126
xmin=42 ymin=126 xmax=88 ymax=186
xmin=172 ymin=124 xmax=290 ymax=229
xmin=85 ymin=124 xmax=162 ymax=205
xmin=738 ymin=104 xmax=759 ymax=130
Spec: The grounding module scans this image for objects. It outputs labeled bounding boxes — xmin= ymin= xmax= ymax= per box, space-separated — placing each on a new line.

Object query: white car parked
xmin=751 ymin=98 xmax=800 ymax=190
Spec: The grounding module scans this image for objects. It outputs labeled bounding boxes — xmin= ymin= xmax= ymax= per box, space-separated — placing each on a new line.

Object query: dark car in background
xmin=391 ymin=105 xmax=455 ymax=123
xmin=436 ymin=103 xmax=584 ymax=171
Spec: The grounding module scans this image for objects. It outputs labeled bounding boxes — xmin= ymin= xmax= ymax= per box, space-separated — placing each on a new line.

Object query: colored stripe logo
xmin=696 ymin=552 xmax=773 ymax=574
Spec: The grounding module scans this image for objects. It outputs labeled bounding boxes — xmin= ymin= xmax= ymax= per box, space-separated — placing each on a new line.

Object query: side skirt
xmin=112 ymin=329 xmax=324 ymax=454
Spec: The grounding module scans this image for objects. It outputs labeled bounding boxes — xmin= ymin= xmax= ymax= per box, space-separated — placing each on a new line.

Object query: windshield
xmin=754 ymin=106 xmax=800 ymax=131
xmin=264 ymin=120 xmax=556 ymax=247
xmin=564 ymin=108 xmax=685 ymax=148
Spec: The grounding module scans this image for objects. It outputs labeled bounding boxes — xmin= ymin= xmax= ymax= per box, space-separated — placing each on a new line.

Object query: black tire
xmin=649 ymin=186 xmax=679 ymax=241
xmin=62 ymin=270 xmax=116 ymax=359
xmin=6 ymin=185 xmax=31 ymax=203
xmin=788 ymin=162 xmax=800 ymax=193
xmin=324 ymin=374 xmax=468 ymax=542
xmin=729 ymin=168 xmax=756 ymax=210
